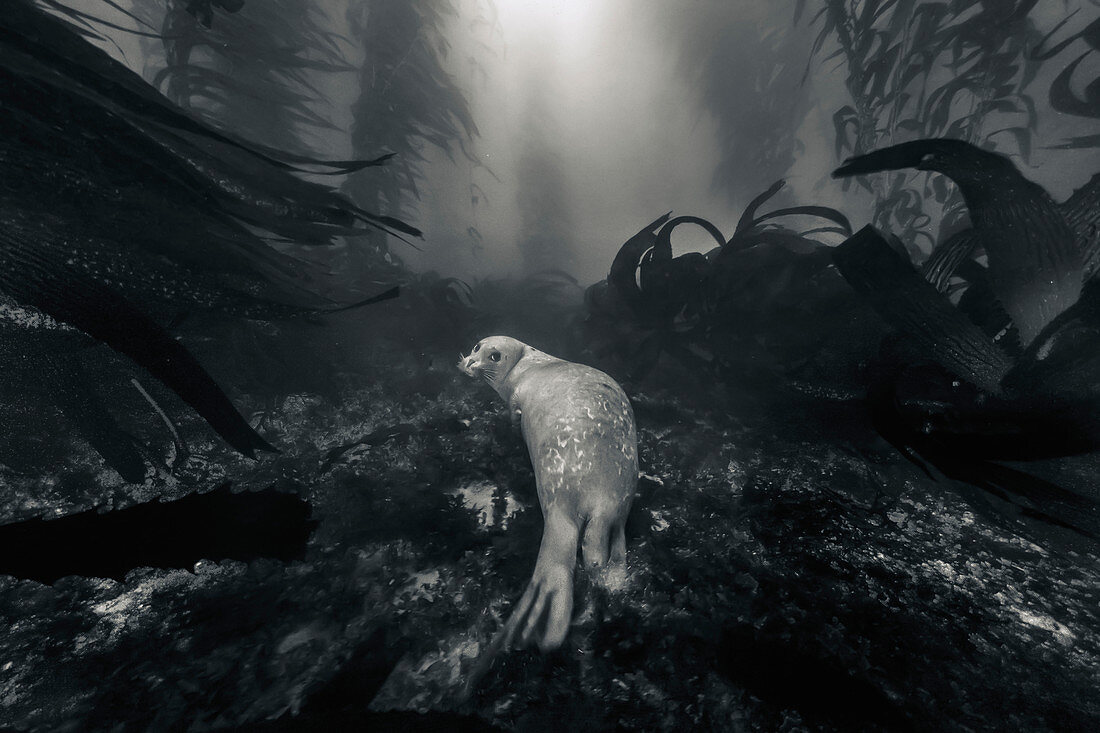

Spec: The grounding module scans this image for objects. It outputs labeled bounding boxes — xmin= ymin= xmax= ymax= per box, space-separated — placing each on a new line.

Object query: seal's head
xmin=458 ymin=335 xmax=526 ymax=387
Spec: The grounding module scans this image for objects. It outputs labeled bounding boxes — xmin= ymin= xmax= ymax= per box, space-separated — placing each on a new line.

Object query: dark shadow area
xmin=716 ymin=624 xmax=915 ymax=733
xmin=242 ymin=708 xmax=500 ymax=732
xmin=236 ymin=628 xmax=499 ymax=731
xmin=0 ymin=486 xmax=315 ymax=583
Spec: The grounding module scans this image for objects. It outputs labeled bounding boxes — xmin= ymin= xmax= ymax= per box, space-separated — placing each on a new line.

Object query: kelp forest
xmin=0 ymin=1 xmax=1099 ymax=730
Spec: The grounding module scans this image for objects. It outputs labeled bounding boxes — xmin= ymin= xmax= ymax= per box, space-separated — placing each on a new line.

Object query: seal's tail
xmin=460 ymin=515 xmax=579 ymax=702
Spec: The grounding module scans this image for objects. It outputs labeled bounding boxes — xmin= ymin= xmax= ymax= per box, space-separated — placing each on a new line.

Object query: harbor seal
xmin=458 ymin=336 xmax=638 ymax=689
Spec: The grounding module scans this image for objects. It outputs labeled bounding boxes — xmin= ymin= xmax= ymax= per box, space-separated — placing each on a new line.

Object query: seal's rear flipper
xmin=581 ymin=515 xmax=613 ymax=567
xmin=515 ymin=564 xmax=574 ymax=651
xmin=458 ymin=516 xmax=579 ymax=702
xmin=581 ymin=513 xmax=631 ymax=570
xmin=458 ymin=568 xmax=575 ymax=704
xmin=517 ymin=513 xmax=580 ymax=650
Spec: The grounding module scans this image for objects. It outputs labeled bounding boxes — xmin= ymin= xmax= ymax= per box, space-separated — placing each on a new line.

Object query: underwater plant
xmin=835 ymin=138 xmax=1084 ymax=345
xmin=586 ymin=182 xmax=853 ymax=385
xmin=831 ymin=137 xmax=1100 ymax=536
xmin=1036 ymin=12 xmax=1100 ymax=149
xmin=344 ymin=0 xmax=479 ymax=274
xmin=132 ymin=0 xmax=414 ymax=299
xmin=145 ymin=0 xmax=348 ymax=158
xmin=657 ymin=2 xmax=816 ymax=202
xmin=0 ymin=1 xmax=413 ymax=480
xmin=804 ymin=0 xmax=1084 ymax=255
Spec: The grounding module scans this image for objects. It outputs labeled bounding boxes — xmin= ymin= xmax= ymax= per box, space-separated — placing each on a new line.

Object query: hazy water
xmin=70 ymin=0 xmax=1099 ymax=287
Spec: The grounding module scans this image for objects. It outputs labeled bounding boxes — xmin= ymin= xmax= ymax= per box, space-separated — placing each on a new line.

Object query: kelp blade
xmin=832 ymin=226 xmax=1012 ymax=393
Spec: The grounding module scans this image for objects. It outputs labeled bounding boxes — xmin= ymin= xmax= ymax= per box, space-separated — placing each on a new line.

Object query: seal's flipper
xmin=609 ymin=521 xmax=627 ymax=565
xmin=516 ymin=563 xmax=574 ymax=651
xmin=460 ymin=511 xmax=579 ymax=700
xmin=581 ymin=514 xmax=613 ymax=568
xmin=515 ymin=512 xmax=579 ymax=651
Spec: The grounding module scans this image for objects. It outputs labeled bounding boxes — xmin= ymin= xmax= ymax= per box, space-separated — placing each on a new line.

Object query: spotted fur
xmin=458 ymin=336 xmax=638 ymax=696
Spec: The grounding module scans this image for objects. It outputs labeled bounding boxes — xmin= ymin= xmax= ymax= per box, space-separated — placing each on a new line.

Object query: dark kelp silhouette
xmin=0 ymin=1 xmax=416 ymax=479
xmin=804 ymin=0 xmax=1097 ymax=254
xmin=344 ymin=0 xmax=479 ymax=265
xmin=834 ymin=138 xmax=1084 ymax=346
xmin=1036 ymin=14 xmax=1100 ymax=149
xmin=587 ymin=182 xmax=851 ymax=383
xmin=831 ymin=139 xmax=1100 ymax=536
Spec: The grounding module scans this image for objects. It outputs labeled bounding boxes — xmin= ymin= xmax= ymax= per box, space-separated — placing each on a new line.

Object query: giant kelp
xmin=834 ymin=138 xmax=1084 ymax=345
xmin=581 ymin=127 xmax=1100 ymax=536
xmin=1037 ymin=13 xmax=1100 ymax=149
xmin=804 ymin=0 xmax=1092 ymax=254
xmin=655 ymin=3 xmax=816 ymax=202
xmin=585 ymin=182 xmax=860 ymax=394
xmin=0 ymin=0 xmax=413 ymax=479
xmin=831 ymin=138 xmax=1100 ymax=536
xmin=148 ymin=0 xmax=349 ymax=156
xmin=344 ymin=0 xmax=479 ymax=275
xmin=792 ymin=1 xmax=1100 ymax=533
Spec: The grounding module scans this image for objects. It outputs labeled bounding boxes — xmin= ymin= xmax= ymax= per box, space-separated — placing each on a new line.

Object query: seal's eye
xmin=473 ymin=344 xmax=481 ymax=352
xmin=490 ymin=352 xmax=501 ymax=362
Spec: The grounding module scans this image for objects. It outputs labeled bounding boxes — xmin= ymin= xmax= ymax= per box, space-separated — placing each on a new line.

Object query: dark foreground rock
xmin=0 ymin=359 xmax=1096 ymax=732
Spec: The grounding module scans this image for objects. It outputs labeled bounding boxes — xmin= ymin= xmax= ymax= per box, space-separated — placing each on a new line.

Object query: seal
xmin=458 ymin=336 xmax=638 ymax=693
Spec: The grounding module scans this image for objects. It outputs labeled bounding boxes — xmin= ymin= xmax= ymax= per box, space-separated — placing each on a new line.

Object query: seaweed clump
xmin=831 ymin=138 xmax=1100 ymax=538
